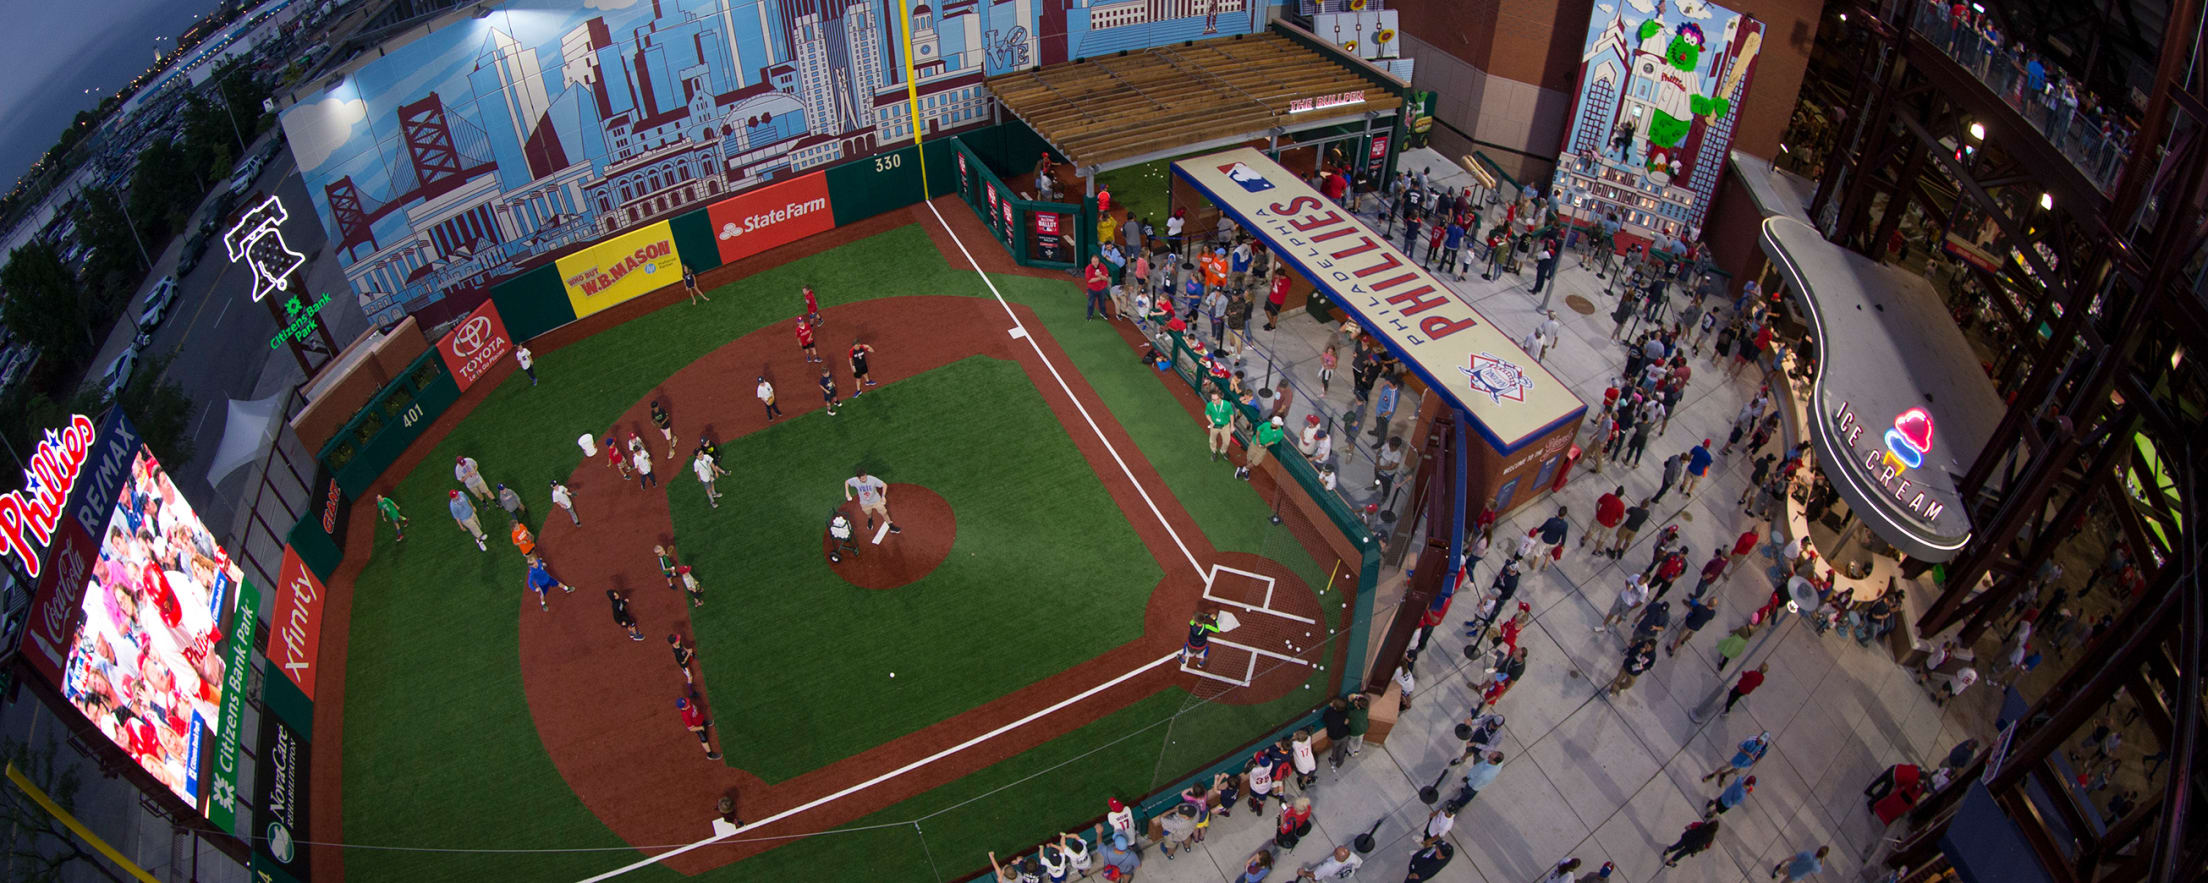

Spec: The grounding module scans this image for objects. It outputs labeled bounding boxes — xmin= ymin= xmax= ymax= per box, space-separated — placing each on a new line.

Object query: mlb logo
xmin=1220 ymin=162 xmax=1274 ymax=193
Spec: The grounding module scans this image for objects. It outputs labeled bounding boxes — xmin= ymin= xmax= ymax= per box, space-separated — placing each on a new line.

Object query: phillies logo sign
xmin=0 ymin=414 xmax=96 ymax=579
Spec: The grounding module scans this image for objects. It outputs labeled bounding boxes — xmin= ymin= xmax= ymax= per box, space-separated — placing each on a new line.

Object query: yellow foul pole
xmin=4 ymin=762 xmax=162 ymax=883
xmin=896 ymin=0 xmax=931 ymax=199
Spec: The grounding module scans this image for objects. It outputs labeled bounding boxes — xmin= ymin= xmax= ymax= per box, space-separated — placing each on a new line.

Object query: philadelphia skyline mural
xmin=282 ymin=0 xmax=1273 ymax=327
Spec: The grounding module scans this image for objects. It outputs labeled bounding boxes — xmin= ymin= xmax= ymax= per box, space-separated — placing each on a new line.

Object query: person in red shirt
xmin=1726 ymin=528 xmax=1762 ymax=577
xmin=1648 ymin=548 xmax=1691 ymax=600
xmin=677 ymin=697 xmax=721 ymax=760
xmin=1723 ymin=664 xmax=1767 ymax=714
xmin=801 ymin=285 xmax=821 ymax=327
xmin=1263 ymin=270 xmax=1291 ymax=330
xmin=1690 ymin=549 xmax=1729 ymax=597
xmin=1084 ymin=256 xmax=1112 ymax=320
xmin=794 ymin=316 xmax=820 ymax=363
xmin=1584 ymin=487 xmax=1627 ymax=551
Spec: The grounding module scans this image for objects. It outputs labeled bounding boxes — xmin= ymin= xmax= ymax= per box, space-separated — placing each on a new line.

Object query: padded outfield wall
xmin=281 ymin=0 xmax=1284 ymax=329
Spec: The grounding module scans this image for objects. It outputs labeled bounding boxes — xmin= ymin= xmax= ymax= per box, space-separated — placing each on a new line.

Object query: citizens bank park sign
xmin=1173 ymin=148 xmax=1583 ymax=451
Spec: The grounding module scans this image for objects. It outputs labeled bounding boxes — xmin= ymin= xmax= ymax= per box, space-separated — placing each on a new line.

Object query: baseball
xmin=889 ymin=672 xmax=896 ymax=678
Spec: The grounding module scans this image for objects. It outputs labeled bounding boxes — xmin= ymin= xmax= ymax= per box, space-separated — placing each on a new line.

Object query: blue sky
xmin=0 ymin=0 xmax=213 ymax=188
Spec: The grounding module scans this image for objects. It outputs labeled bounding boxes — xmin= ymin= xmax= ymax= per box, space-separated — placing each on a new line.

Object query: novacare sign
xmin=709 ymin=171 xmax=837 ymax=265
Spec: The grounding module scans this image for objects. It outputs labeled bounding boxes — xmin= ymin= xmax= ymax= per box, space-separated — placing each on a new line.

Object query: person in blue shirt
xmin=1771 ymin=845 xmax=1829 ymax=881
xmin=524 ymin=555 xmax=570 ymax=611
xmin=1704 ymin=774 xmax=1754 ymax=817
xmin=1371 ymin=376 xmax=1400 ymax=442
xmin=1706 ymin=731 xmax=1771 ymax=786
xmin=1443 ymin=751 xmax=1504 ymax=812
xmin=1681 ymin=439 xmax=1715 ymax=495
xmin=1438 ymin=219 xmax=1466 ymax=274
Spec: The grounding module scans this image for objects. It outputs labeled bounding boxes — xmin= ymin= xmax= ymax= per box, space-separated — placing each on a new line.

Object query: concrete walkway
xmin=1123 ymin=148 xmax=2004 ymax=883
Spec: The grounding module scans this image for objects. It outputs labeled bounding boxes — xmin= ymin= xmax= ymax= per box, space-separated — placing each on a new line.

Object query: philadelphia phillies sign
xmin=0 ymin=415 xmax=96 ymax=579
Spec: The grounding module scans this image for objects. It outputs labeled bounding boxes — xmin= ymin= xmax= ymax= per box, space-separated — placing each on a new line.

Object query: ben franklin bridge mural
xmin=282 ymin=0 xmax=1273 ymax=328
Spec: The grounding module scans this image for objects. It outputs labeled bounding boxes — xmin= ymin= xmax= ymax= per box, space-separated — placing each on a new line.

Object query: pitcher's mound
xmin=822 ymin=484 xmax=954 ymax=590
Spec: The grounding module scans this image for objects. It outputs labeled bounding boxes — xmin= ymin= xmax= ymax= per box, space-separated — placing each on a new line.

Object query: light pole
xmin=108 ymin=188 xmax=153 ymax=271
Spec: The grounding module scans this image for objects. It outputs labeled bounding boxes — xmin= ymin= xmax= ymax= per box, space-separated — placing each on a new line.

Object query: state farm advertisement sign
xmin=436 ymin=299 xmax=512 ymax=393
xmin=270 ymin=547 xmax=326 ymax=700
xmin=709 ymin=171 xmax=836 ymax=265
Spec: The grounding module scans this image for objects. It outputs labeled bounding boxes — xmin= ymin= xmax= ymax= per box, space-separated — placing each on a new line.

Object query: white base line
xmin=923 ymin=201 xmax=1205 ymax=579
xmin=1204 ymin=565 xmax=1313 ymax=624
xmin=577 ymin=652 xmax=1181 ymax=883
xmin=1180 ymin=653 xmax=1255 ymax=687
xmin=1210 ymin=638 xmax=1315 ymax=667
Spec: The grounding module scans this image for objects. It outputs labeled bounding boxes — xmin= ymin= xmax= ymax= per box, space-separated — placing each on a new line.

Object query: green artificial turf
xmin=674 ymin=356 xmax=1158 ymax=781
xmin=339 ymin=221 xmax=1344 ymax=881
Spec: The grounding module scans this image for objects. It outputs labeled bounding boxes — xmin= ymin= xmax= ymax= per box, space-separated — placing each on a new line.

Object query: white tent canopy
xmin=205 ymin=390 xmax=290 ymax=488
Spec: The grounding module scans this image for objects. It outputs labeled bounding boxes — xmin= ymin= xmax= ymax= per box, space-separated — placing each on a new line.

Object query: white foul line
xmin=923 ymin=201 xmax=1206 ymax=579
xmin=577 ymin=652 xmax=1181 ymax=882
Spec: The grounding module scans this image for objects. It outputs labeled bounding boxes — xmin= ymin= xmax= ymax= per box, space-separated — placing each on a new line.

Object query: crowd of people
xmin=1913 ymin=0 xmax=2137 ymax=190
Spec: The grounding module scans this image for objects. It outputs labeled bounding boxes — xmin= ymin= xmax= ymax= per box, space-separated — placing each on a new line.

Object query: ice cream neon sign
xmin=1831 ymin=401 xmax=1946 ymax=524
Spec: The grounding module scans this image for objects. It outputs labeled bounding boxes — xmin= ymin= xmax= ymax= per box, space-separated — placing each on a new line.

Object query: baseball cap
xmin=449 ymin=490 xmax=460 ymax=499
xmin=676 ymin=697 xmax=690 ymax=708
xmin=1270 ymin=416 xmax=1283 ymax=426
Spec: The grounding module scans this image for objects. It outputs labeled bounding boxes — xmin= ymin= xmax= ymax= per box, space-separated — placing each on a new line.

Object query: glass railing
xmin=1909 ymin=3 xmax=2134 ymax=192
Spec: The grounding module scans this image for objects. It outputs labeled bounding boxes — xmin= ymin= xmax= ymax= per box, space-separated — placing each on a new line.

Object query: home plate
xmin=871 ymin=521 xmax=892 ymax=544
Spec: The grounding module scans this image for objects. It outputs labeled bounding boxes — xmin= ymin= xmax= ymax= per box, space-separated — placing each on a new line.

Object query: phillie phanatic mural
xmin=282 ymin=0 xmax=1274 ymax=327
xmin=1550 ymin=0 xmax=1763 ymax=243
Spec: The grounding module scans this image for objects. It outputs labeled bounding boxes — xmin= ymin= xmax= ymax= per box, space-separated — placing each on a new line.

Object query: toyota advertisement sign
xmin=708 ymin=171 xmax=836 ymax=265
xmin=436 ymin=300 xmax=513 ymax=393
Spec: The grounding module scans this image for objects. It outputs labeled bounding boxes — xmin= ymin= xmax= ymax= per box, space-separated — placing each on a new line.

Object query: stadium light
xmin=1967 ymin=122 xmax=1985 ymax=141
xmin=2039 ymin=192 xmax=2054 ymax=210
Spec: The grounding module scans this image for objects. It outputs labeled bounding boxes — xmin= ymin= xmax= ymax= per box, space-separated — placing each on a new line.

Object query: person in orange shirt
xmin=1201 ymin=248 xmax=1229 ymax=289
xmin=510 ymin=520 xmax=536 ymax=557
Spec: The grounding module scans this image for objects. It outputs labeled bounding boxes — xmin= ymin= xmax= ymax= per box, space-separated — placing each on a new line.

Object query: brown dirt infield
xmin=821 ymin=484 xmax=953 ymax=590
xmin=311 ymin=199 xmax=1347 ymax=880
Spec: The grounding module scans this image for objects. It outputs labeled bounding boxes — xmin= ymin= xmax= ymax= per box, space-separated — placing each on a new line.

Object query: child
xmin=1318 ymin=344 xmax=1338 ymax=393
xmin=376 ymin=493 xmax=408 ymax=541
xmin=795 ymin=315 xmax=820 ymax=363
xmin=678 ymin=564 xmax=705 ymax=608
xmin=819 ymin=369 xmax=840 ymax=417
xmin=654 ymin=544 xmax=680 ymax=591
xmin=802 ymin=285 xmax=822 ymax=327
xmin=605 ymin=435 xmax=631 ymax=480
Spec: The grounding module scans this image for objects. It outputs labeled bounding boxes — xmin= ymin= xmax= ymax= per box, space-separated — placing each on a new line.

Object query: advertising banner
xmin=1173 ymin=149 xmax=1584 ymax=453
xmin=39 ymin=432 xmax=244 ymax=820
xmin=19 ymin=410 xmax=141 ymax=685
xmin=269 ymin=547 xmax=326 ymax=701
xmin=252 ymin=705 xmax=311 ymax=882
xmin=436 ymin=298 xmax=514 ymax=393
xmin=1032 ymin=211 xmax=1063 ymax=263
xmin=206 ymin=578 xmax=260 ymax=835
xmin=708 ymin=172 xmax=835 ymax=265
xmin=555 ymin=221 xmax=680 ymax=319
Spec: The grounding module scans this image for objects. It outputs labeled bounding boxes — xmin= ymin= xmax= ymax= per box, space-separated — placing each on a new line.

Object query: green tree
xmin=72 ymin=187 xmax=146 ymax=285
xmin=113 ymin=351 xmax=196 ymax=466
xmin=128 ymin=138 xmax=200 ymax=234
xmin=0 ymin=242 xmax=94 ymax=362
xmin=0 ymin=741 xmax=133 ymax=883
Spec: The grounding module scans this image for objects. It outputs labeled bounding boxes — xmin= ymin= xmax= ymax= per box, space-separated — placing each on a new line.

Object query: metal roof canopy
xmin=986 ymin=32 xmax=1403 ymax=176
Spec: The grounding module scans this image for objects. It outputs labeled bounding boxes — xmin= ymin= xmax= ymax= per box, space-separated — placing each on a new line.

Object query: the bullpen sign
xmin=710 ymin=171 xmax=835 ymax=264
xmin=270 ymin=547 xmax=326 ymax=699
xmin=555 ymin=221 xmax=681 ymax=319
xmin=436 ymin=298 xmax=513 ymax=393
xmin=1173 ymin=148 xmax=1581 ymax=450
xmin=20 ymin=411 xmax=141 ymax=686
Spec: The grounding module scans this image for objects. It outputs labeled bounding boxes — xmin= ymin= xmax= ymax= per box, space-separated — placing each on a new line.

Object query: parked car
xmin=100 ymin=350 xmax=136 ymax=399
xmin=179 ymin=229 xmax=210 ymax=275
xmin=138 ymin=275 xmax=179 ymax=328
